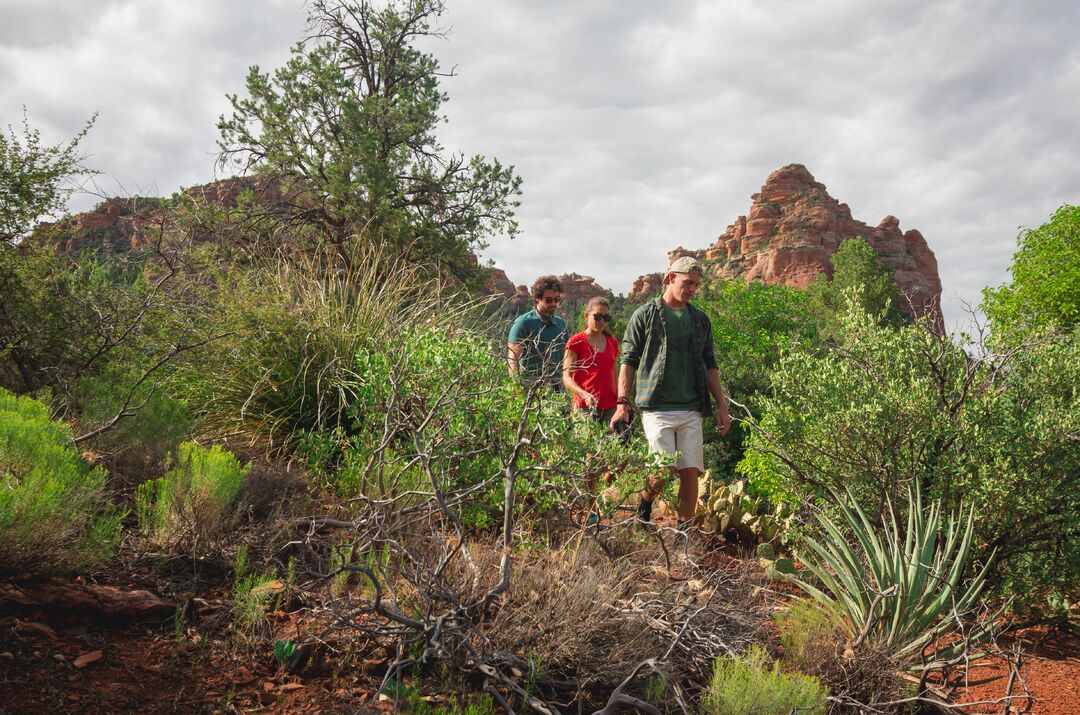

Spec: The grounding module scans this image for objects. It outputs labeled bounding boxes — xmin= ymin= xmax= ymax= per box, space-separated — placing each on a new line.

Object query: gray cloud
xmin=2 ymin=0 xmax=1077 ymax=328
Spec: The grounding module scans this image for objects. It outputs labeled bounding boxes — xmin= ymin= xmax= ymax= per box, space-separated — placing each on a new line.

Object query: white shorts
xmin=640 ymin=410 xmax=704 ymax=472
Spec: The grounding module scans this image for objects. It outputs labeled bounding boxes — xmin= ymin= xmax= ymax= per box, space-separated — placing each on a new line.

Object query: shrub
xmin=775 ymin=598 xmax=840 ymax=669
xmin=691 ymin=278 xmax=818 ymax=480
xmin=135 ymin=442 xmax=251 ymax=552
xmin=70 ymin=367 xmax=192 ymax=488
xmin=0 ymin=387 xmax=123 ymax=575
xmin=702 ymin=644 xmax=828 ymax=715
xmin=741 ymin=296 xmax=1080 ymax=609
xmin=805 ymin=237 xmax=904 ymax=340
xmin=175 ymin=245 xmax=460 ymax=450
xmin=231 ymin=544 xmax=280 ymax=637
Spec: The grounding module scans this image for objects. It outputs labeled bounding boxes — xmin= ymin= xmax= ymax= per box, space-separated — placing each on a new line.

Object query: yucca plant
xmin=792 ymin=486 xmax=997 ymax=666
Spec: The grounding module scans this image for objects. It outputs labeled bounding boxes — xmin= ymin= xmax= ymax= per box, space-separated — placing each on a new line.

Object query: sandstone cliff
xmin=486 ymin=270 xmax=612 ymax=314
xmin=43 ymin=178 xmax=613 ymax=315
xmin=44 ymin=177 xmax=287 ymax=255
xmin=633 ymin=164 xmax=943 ymax=327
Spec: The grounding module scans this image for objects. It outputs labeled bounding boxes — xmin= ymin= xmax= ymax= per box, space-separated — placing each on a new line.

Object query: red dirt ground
xmin=1 ymin=537 xmax=1076 ymax=714
xmin=950 ymin=626 xmax=1080 ymax=715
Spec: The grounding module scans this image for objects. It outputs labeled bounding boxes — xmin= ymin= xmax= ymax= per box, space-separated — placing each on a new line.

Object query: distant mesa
xmin=43 ymin=166 xmax=942 ymax=329
xmin=630 ymin=164 xmax=944 ymax=329
xmin=41 ymin=177 xmax=288 ymax=256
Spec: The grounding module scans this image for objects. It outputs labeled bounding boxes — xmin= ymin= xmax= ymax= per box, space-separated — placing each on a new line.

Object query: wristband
xmin=617 ymin=397 xmax=633 ymax=407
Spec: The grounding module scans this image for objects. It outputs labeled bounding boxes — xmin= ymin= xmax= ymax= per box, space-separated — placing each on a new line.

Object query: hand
xmin=715 ymin=408 xmax=731 ymax=436
xmin=610 ymin=403 xmax=630 ymax=430
xmin=584 ymin=393 xmax=599 ymax=409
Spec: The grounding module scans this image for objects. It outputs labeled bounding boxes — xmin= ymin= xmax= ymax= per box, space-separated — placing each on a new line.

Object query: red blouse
xmin=565 ymin=332 xmax=619 ymax=411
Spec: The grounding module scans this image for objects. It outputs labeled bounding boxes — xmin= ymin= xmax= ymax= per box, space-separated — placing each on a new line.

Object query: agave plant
xmin=792 ymin=486 xmax=997 ymax=665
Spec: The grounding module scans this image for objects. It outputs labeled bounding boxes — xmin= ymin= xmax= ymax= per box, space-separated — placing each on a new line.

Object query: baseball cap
xmin=665 ymin=255 xmax=704 ymax=282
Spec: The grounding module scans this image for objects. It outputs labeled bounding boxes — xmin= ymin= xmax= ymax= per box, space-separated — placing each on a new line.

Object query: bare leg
xmin=677 ymin=467 xmax=700 ymax=521
xmin=641 ymin=465 xmax=678 ymax=504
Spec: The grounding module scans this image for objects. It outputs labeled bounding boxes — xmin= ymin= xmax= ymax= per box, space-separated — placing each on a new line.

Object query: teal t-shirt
xmin=648 ymin=305 xmax=699 ymax=411
xmin=508 ymin=309 xmax=568 ymax=382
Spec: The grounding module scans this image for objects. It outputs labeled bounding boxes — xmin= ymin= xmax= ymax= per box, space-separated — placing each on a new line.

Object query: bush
xmin=135 ymin=442 xmax=251 ymax=552
xmin=0 ymin=387 xmax=123 ymax=575
xmin=175 ymin=245 xmax=458 ymax=450
xmin=740 ymin=296 xmax=1080 ymax=610
xmin=70 ymin=367 xmax=192 ymax=488
xmin=702 ymin=644 xmax=828 ymax=715
xmin=231 ymin=543 xmax=280 ymax=638
xmin=776 ymin=598 xmax=840 ymax=670
xmin=691 ymin=278 xmax=817 ymax=481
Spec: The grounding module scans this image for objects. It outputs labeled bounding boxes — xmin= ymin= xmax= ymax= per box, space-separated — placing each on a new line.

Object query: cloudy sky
xmin=3 ymin=0 xmax=1078 ymax=329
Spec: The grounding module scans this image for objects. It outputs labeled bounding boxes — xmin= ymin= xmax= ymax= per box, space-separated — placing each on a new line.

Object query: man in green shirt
xmin=610 ymin=256 xmax=731 ymax=525
xmin=507 ymin=275 xmax=568 ymax=390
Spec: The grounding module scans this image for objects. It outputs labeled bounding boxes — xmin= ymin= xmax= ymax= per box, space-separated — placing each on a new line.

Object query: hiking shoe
xmin=636 ymin=499 xmax=654 ymax=524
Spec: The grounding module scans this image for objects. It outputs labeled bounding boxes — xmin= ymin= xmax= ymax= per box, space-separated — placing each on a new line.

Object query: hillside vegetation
xmin=1 ymin=1 xmax=1076 ymax=712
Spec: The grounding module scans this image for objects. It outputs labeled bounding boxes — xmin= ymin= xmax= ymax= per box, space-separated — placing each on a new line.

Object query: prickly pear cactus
xmin=695 ymin=474 xmax=793 ymax=545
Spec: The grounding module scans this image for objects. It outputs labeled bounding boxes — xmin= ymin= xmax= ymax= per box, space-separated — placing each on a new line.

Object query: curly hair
xmin=530 ymin=275 xmax=563 ymax=302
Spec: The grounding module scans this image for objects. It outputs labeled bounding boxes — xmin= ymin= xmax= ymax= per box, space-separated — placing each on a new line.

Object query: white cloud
xmin=2 ymin=0 xmax=1077 ymax=328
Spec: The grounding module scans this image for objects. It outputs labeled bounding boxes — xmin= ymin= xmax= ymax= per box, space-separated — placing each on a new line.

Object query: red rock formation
xmin=42 ymin=177 xmax=287 ymax=255
xmin=631 ymin=164 xmax=943 ymax=329
xmin=557 ymin=273 xmax=612 ymax=313
xmin=630 ymin=272 xmax=663 ymax=298
xmin=484 ymin=267 xmax=529 ymax=309
xmin=484 ymin=270 xmax=612 ymax=314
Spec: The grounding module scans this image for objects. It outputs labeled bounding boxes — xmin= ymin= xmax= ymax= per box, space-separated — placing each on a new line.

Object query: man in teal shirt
xmin=610 ymin=256 xmax=731 ymax=525
xmin=507 ymin=275 xmax=568 ymax=390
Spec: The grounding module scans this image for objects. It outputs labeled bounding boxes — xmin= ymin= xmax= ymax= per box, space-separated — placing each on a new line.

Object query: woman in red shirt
xmin=563 ymin=296 xmax=619 ymax=424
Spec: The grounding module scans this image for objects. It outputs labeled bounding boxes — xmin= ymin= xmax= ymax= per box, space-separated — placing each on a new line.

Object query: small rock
xmin=53 ymin=654 xmax=66 ymax=661
xmin=0 ymin=652 xmax=13 ymax=660
xmin=15 ymin=621 xmax=58 ymax=640
xmin=248 ymin=580 xmax=286 ymax=599
xmin=73 ymin=650 xmax=103 ymax=668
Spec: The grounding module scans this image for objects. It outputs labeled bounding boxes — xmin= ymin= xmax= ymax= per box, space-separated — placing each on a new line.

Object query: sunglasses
xmin=590 ymin=313 xmax=611 ymax=322
xmin=541 ymin=296 xmax=562 ymax=304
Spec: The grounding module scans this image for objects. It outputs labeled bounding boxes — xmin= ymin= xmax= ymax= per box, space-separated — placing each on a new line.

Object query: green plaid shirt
xmin=620 ymin=298 xmax=719 ymax=413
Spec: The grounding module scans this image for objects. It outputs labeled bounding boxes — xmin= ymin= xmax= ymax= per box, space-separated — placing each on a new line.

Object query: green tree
xmin=0 ymin=109 xmax=96 ymax=244
xmin=217 ymin=0 xmax=521 ymax=286
xmin=691 ymin=278 xmax=819 ymax=481
xmin=983 ymin=204 xmax=1080 ymax=339
xmin=696 ymin=278 xmax=818 ymax=401
xmin=806 ymin=237 xmax=902 ymax=339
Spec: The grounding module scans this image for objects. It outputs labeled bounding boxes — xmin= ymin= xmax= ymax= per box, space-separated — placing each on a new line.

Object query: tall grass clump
xmin=135 ymin=442 xmax=251 ymax=551
xmin=0 ymin=387 xmax=123 ymax=575
xmin=702 ymin=644 xmax=828 ymax=715
xmin=177 ymin=242 xmax=468 ymax=451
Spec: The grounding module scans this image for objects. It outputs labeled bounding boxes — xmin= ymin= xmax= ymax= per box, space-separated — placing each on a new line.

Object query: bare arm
xmin=562 ymin=348 xmax=596 ymax=406
xmin=609 ymin=363 xmax=636 ymax=428
xmin=706 ymin=367 xmax=731 ymax=435
xmin=507 ymin=343 xmax=524 ymax=377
